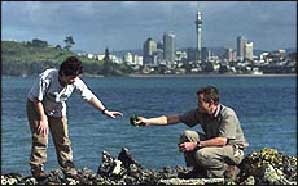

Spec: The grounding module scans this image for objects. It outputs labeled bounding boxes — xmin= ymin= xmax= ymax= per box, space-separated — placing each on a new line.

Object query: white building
xmin=87 ymin=54 xmax=94 ymax=59
xmin=96 ymin=54 xmax=122 ymax=64
xmin=110 ymin=55 xmax=122 ymax=64
xmin=97 ymin=54 xmax=105 ymax=60
xmin=244 ymin=41 xmax=254 ymax=61
xmin=175 ymin=50 xmax=188 ymax=61
xmin=124 ymin=53 xmax=144 ymax=66
xmin=124 ymin=53 xmax=133 ymax=64
xmin=133 ymin=55 xmax=143 ymax=66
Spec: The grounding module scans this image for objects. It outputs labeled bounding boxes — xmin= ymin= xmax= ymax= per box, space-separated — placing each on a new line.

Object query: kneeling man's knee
xmin=195 ymin=148 xmax=219 ymax=166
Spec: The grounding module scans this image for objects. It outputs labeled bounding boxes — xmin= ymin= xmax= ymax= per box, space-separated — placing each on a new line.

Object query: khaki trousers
xmin=26 ymin=99 xmax=75 ymax=173
xmin=179 ymin=130 xmax=244 ymax=178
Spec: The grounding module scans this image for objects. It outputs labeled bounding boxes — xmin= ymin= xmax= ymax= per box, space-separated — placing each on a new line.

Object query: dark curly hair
xmin=59 ymin=56 xmax=83 ymax=76
xmin=196 ymin=86 xmax=219 ymax=105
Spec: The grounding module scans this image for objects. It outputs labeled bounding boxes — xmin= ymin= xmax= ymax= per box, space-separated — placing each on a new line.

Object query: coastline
xmin=1 ymin=148 xmax=297 ymax=185
xmin=2 ymin=73 xmax=296 ymax=78
xmin=126 ymin=73 xmax=297 ymax=78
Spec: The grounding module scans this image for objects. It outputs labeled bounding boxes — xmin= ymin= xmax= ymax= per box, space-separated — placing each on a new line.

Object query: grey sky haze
xmin=1 ymin=1 xmax=297 ymax=53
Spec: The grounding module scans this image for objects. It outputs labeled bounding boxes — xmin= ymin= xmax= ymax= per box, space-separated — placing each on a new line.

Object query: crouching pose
xmin=133 ymin=86 xmax=248 ymax=178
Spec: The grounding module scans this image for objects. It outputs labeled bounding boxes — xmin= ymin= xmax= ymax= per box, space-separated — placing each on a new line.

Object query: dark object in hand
xmin=130 ymin=114 xmax=145 ymax=127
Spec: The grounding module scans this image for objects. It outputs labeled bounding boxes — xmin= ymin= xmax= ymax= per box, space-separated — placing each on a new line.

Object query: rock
xmin=1 ymin=148 xmax=297 ymax=185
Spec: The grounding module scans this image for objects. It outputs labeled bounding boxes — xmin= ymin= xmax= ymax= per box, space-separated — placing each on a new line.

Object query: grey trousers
xmin=179 ymin=130 xmax=244 ymax=178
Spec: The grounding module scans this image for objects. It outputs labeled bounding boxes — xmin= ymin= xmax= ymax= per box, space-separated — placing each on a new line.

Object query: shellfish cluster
xmin=1 ymin=148 xmax=297 ymax=185
xmin=238 ymin=148 xmax=297 ymax=185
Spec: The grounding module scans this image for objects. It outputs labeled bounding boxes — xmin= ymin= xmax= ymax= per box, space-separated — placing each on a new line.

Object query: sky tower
xmin=195 ymin=11 xmax=202 ymax=63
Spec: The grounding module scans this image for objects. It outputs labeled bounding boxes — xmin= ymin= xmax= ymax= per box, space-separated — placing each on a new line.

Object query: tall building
xmin=163 ymin=32 xmax=176 ymax=66
xmin=232 ymin=49 xmax=237 ymax=62
xmin=195 ymin=11 xmax=202 ymax=63
xmin=143 ymin=37 xmax=157 ymax=64
xmin=153 ymin=49 xmax=163 ymax=65
xmin=201 ymin=47 xmax=210 ymax=63
xmin=157 ymin=41 xmax=163 ymax=50
xmin=237 ymin=36 xmax=247 ymax=62
xmin=224 ymin=48 xmax=233 ymax=62
xmin=187 ymin=47 xmax=197 ymax=63
xmin=244 ymin=41 xmax=254 ymax=61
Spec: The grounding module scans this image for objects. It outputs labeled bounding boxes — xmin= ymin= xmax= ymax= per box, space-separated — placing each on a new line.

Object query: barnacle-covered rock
xmin=158 ymin=177 xmax=225 ymax=185
xmin=1 ymin=147 xmax=296 ymax=185
xmin=238 ymin=148 xmax=297 ymax=185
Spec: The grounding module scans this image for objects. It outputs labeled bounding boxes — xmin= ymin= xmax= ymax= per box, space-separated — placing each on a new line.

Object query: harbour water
xmin=1 ymin=75 xmax=297 ymax=175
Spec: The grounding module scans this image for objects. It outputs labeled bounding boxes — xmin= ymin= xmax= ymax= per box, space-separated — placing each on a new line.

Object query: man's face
xmin=60 ymin=74 xmax=78 ymax=85
xmin=197 ymin=94 xmax=212 ymax=114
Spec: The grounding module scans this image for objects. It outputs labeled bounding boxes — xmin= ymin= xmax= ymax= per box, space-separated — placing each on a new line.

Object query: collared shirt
xmin=179 ymin=104 xmax=249 ymax=148
xmin=27 ymin=68 xmax=96 ymax=118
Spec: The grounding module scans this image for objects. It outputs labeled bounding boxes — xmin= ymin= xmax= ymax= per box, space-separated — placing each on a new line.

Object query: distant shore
xmin=2 ymin=73 xmax=297 ymax=78
xmin=126 ymin=73 xmax=297 ymax=78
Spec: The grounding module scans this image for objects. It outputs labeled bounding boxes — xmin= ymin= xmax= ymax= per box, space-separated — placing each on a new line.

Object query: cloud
xmin=2 ymin=1 xmax=296 ymax=52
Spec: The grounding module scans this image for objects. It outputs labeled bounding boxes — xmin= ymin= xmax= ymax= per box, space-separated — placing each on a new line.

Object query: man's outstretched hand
xmin=105 ymin=111 xmax=123 ymax=118
xmin=130 ymin=115 xmax=147 ymax=127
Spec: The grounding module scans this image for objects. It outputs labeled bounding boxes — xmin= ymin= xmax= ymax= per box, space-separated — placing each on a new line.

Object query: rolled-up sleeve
xmin=74 ymin=79 xmax=95 ymax=101
xmin=179 ymin=109 xmax=202 ymax=127
xmin=218 ymin=109 xmax=238 ymax=140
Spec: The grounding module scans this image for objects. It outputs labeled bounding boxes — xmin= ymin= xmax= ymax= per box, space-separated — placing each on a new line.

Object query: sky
xmin=1 ymin=1 xmax=297 ymax=53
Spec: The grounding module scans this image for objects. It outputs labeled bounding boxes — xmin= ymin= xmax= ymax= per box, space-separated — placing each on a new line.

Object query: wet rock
xmin=158 ymin=177 xmax=225 ymax=185
xmin=238 ymin=148 xmax=297 ymax=185
xmin=1 ymin=148 xmax=297 ymax=185
xmin=118 ymin=148 xmax=141 ymax=169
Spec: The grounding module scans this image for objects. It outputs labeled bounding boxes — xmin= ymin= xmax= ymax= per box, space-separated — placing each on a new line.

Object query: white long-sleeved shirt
xmin=27 ymin=68 xmax=97 ymax=117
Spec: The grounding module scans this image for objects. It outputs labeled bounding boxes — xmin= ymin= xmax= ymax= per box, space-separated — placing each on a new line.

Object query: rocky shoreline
xmin=1 ymin=148 xmax=297 ymax=185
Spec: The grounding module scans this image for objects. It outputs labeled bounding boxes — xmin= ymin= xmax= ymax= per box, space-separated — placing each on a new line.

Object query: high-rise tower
xmin=163 ymin=32 xmax=176 ymax=67
xmin=143 ymin=37 xmax=157 ymax=64
xmin=195 ymin=11 xmax=202 ymax=63
xmin=237 ymin=36 xmax=247 ymax=62
xmin=244 ymin=41 xmax=254 ymax=61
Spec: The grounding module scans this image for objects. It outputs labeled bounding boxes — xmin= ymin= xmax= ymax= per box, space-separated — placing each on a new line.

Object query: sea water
xmin=1 ymin=75 xmax=297 ymax=174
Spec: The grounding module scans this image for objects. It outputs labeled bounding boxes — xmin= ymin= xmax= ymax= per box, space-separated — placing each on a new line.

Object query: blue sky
xmin=1 ymin=1 xmax=297 ymax=53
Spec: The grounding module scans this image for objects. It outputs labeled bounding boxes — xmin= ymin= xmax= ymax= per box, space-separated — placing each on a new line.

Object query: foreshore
xmin=127 ymin=73 xmax=297 ymax=78
xmin=1 ymin=148 xmax=297 ymax=185
xmin=3 ymin=73 xmax=296 ymax=78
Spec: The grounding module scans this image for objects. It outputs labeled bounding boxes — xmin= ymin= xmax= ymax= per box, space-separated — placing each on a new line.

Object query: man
xmin=26 ymin=56 xmax=123 ymax=179
xmin=133 ymin=86 xmax=248 ymax=178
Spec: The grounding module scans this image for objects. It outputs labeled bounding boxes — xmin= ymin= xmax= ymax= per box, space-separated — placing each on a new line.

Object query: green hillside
xmin=2 ymin=41 xmax=71 ymax=62
xmin=1 ymin=41 xmax=132 ymax=76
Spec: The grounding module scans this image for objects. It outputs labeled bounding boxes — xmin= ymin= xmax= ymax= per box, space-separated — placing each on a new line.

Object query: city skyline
xmin=2 ymin=1 xmax=297 ymax=53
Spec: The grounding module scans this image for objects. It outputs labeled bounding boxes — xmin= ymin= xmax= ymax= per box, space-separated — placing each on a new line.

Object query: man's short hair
xmin=196 ymin=86 xmax=219 ymax=105
xmin=59 ymin=56 xmax=83 ymax=76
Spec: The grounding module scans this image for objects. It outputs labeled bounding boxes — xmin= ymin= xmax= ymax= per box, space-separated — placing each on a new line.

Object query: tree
xmin=104 ymin=47 xmax=111 ymax=64
xmin=103 ymin=47 xmax=113 ymax=74
xmin=64 ymin=36 xmax=75 ymax=50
